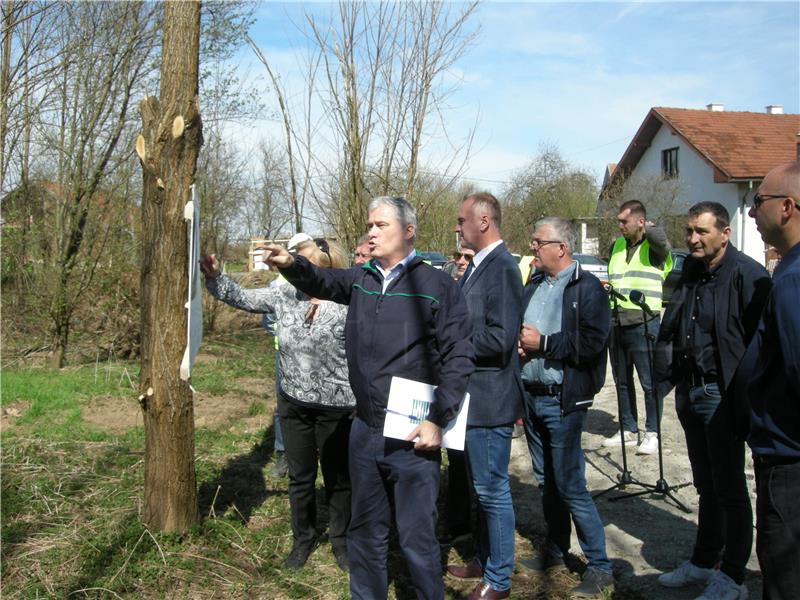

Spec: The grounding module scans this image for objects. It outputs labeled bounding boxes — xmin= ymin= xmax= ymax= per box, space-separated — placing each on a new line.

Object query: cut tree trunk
xmin=137 ymin=0 xmax=202 ymax=532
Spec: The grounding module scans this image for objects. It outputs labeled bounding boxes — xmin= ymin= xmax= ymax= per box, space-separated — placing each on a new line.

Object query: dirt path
xmin=507 ymin=365 xmax=763 ymax=599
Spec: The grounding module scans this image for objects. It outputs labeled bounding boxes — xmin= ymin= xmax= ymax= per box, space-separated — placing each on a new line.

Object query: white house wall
xmin=629 ymin=124 xmax=765 ymax=265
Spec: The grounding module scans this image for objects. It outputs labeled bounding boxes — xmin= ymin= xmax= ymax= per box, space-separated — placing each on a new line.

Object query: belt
xmin=688 ymin=372 xmax=717 ymax=388
xmin=754 ymin=454 xmax=800 ymax=468
xmin=524 ymin=382 xmax=562 ymax=396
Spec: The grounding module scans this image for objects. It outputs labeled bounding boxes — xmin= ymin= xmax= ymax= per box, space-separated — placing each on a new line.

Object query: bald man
xmin=740 ymin=160 xmax=800 ymax=599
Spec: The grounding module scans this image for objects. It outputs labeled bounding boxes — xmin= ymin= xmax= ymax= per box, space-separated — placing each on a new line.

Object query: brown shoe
xmin=447 ymin=557 xmax=483 ymax=580
xmin=465 ymin=582 xmax=510 ymax=599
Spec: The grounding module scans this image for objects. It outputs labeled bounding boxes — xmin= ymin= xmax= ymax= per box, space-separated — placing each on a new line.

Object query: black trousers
xmin=755 ymin=458 xmax=800 ymax=600
xmin=445 ymin=448 xmax=471 ymax=537
xmin=348 ymin=417 xmax=443 ymax=600
xmin=676 ymin=383 xmax=752 ymax=584
xmin=278 ymin=395 xmax=352 ymax=551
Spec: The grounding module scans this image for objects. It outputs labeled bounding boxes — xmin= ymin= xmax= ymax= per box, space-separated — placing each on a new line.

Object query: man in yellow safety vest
xmin=603 ymin=200 xmax=672 ymax=455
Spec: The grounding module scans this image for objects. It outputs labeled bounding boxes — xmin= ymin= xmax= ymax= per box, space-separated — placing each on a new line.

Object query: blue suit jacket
xmin=461 ymin=242 xmax=524 ymax=426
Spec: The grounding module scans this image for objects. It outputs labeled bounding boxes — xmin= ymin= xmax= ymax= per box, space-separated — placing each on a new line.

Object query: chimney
xmin=706 ymin=103 xmax=724 ymax=112
xmin=766 ymin=105 xmax=784 ymax=115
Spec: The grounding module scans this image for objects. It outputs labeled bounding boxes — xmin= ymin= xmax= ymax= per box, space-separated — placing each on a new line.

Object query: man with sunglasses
xmin=739 ymin=160 xmax=800 ymax=599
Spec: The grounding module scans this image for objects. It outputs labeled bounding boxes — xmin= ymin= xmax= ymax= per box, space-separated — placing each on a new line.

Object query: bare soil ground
xmin=504 ymin=364 xmax=763 ymax=600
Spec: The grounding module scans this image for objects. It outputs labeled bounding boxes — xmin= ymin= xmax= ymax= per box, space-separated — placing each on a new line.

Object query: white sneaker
xmin=658 ymin=560 xmax=715 ymax=588
xmin=636 ymin=431 xmax=659 ymax=455
xmin=696 ymin=570 xmax=748 ymax=600
xmin=602 ymin=430 xmax=638 ymax=448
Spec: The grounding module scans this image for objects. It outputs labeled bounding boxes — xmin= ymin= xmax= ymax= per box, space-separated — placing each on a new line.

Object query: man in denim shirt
xmin=518 ymin=217 xmax=614 ymax=599
xmin=658 ymin=202 xmax=770 ymax=600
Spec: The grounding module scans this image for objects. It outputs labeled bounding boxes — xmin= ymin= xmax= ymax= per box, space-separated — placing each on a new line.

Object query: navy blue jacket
xmin=280 ymin=255 xmax=475 ymax=428
xmin=461 ymin=242 xmax=524 ymax=426
xmin=740 ymin=242 xmax=800 ymax=457
xmin=521 ymin=262 xmax=611 ymax=414
xmin=659 ymin=243 xmax=771 ymax=396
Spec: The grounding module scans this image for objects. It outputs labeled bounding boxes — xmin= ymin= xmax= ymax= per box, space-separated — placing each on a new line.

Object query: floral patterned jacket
xmin=206 ymin=274 xmax=355 ymax=411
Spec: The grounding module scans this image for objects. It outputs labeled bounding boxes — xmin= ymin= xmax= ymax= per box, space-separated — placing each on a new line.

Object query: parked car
xmin=417 ymin=251 xmax=448 ymax=269
xmin=573 ymin=253 xmax=608 ymax=283
xmin=663 ymin=249 xmax=688 ymax=305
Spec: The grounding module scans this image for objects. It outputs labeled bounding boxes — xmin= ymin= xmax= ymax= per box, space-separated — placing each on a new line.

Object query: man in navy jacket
xmin=740 ymin=160 xmax=800 ymax=599
xmin=263 ymin=196 xmax=474 ymax=600
xmin=446 ymin=193 xmax=523 ymax=599
xmin=657 ymin=202 xmax=770 ymax=599
xmin=517 ymin=217 xmax=614 ymax=599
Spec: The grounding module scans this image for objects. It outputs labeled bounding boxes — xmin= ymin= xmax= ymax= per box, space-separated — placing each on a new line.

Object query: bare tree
xmin=136 ymin=0 xmax=202 ymax=533
xmin=503 ymin=144 xmax=599 ymax=252
xmin=9 ymin=1 xmax=161 ymax=369
xmin=247 ymin=1 xmax=479 ymax=248
xmin=243 ymin=140 xmax=293 ymax=239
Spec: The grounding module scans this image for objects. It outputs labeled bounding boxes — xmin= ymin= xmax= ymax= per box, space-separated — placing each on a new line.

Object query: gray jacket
xmin=206 ymin=274 xmax=356 ymax=410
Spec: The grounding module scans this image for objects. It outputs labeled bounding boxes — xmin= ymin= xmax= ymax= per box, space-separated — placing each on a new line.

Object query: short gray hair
xmin=368 ymin=196 xmax=417 ymax=233
xmin=534 ymin=217 xmax=576 ymax=254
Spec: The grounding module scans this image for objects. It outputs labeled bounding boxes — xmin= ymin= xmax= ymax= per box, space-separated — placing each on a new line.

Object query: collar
xmin=545 ymin=260 xmax=577 ymax=285
xmin=374 ymin=249 xmax=416 ymax=278
xmin=774 ymin=241 xmax=800 ymax=277
xmin=471 ymin=240 xmax=504 ymax=270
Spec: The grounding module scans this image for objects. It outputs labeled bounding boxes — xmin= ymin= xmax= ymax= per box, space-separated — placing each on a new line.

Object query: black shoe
xmin=570 ymin=568 xmax=614 ymax=599
xmin=332 ymin=545 xmax=349 ymax=572
xmin=283 ymin=539 xmax=318 ymax=569
xmin=270 ymin=453 xmax=288 ymax=478
xmin=519 ymin=553 xmax=566 ymax=573
xmin=439 ymin=529 xmax=472 ymax=546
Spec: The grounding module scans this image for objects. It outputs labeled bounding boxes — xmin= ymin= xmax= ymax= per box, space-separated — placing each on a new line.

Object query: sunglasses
xmin=752 ymin=193 xmax=800 ymax=210
xmin=314 ymin=238 xmax=332 ymax=264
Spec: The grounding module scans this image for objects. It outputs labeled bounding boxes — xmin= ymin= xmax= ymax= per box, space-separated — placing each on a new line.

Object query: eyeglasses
xmin=530 ymin=239 xmax=562 ymax=249
xmin=753 ymin=193 xmax=800 ymax=210
xmin=454 ymin=253 xmax=474 ymax=260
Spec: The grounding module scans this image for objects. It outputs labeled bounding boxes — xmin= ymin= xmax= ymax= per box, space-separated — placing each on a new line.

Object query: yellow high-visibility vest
xmin=607 ymin=236 xmax=672 ymax=312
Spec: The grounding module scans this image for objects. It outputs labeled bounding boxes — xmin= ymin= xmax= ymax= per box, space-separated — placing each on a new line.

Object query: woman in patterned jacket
xmin=201 ymin=238 xmax=354 ymax=572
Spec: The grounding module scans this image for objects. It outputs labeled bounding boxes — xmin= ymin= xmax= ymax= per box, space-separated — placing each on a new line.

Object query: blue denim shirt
xmin=744 ymin=242 xmax=800 ymax=458
xmin=521 ymin=262 xmax=576 ymax=385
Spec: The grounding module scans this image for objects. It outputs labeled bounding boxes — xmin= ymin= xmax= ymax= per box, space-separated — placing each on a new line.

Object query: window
xmin=662 ymin=147 xmax=679 ymax=178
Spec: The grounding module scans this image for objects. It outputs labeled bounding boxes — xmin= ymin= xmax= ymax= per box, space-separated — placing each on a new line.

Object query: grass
xmin=1 ymin=329 xmax=636 ymax=599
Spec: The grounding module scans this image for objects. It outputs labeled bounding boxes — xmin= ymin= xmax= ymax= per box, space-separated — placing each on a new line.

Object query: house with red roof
xmin=601 ymin=104 xmax=800 ymax=264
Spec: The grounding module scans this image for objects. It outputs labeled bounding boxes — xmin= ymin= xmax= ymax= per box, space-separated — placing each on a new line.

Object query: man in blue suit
xmin=447 ymin=192 xmax=523 ymax=599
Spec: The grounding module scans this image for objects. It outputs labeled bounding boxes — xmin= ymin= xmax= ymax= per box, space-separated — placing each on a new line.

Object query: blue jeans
xmin=348 ymin=417 xmax=443 ymax=600
xmin=465 ymin=425 xmax=515 ymax=592
xmin=523 ymin=392 xmax=612 ymax=573
xmin=676 ymin=382 xmax=752 ymax=584
xmin=755 ymin=458 xmax=800 ymax=600
xmin=610 ymin=317 xmax=662 ymax=433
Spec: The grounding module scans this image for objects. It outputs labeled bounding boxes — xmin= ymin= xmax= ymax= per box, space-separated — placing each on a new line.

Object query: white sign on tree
xmin=180 ymin=185 xmax=203 ymax=381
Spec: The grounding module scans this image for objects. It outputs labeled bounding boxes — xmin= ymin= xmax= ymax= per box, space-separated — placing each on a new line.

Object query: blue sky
xmin=239 ymin=1 xmax=799 ymax=193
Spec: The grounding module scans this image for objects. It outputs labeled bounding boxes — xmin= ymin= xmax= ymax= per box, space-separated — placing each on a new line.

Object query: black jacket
xmin=659 ymin=243 xmax=772 ymax=395
xmin=521 ymin=262 xmax=611 ymax=414
xmin=461 ymin=242 xmax=524 ymax=426
xmin=280 ymin=255 xmax=475 ymax=428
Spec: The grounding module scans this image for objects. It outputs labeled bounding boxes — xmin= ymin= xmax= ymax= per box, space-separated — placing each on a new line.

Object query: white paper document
xmin=382 ymin=376 xmax=470 ymax=451
xmin=180 ymin=185 xmax=203 ymax=381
